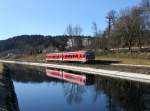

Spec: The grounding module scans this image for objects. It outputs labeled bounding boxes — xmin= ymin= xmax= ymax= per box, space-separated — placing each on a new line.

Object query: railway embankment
xmin=0 ymin=63 xmax=19 ymax=111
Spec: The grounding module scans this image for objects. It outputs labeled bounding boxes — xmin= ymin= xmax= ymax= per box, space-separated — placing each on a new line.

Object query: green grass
xmin=96 ymin=52 xmax=150 ymax=65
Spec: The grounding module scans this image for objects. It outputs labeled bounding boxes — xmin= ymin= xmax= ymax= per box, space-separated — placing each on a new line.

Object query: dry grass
xmin=96 ymin=57 xmax=150 ymax=65
xmin=96 ymin=52 xmax=150 ymax=65
xmin=15 ymin=54 xmax=45 ymax=62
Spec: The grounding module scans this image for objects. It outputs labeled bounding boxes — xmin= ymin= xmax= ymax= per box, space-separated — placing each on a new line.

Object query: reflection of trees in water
xmin=94 ymin=76 xmax=150 ymax=111
xmin=63 ymin=83 xmax=86 ymax=104
xmin=62 ymin=74 xmax=95 ymax=105
xmin=7 ymin=64 xmax=62 ymax=83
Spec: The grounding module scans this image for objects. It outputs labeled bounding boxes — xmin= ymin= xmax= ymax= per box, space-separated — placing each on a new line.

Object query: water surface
xmin=8 ymin=64 xmax=150 ymax=111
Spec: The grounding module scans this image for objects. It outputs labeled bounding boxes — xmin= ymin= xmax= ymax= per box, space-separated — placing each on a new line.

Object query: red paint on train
xmin=46 ymin=51 xmax=95 ymax=62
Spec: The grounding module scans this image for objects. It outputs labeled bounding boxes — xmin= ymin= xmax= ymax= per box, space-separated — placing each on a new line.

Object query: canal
xmin=7 ymin=64 xmax=150 ymax=111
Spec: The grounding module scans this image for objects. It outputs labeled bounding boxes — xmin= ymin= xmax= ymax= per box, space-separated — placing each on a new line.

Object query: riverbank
xmin=61 ymin=63 xmax=150 ymax=74
xmin=1 ymin=60 xmax=150 ymax=83
xmin=0 ymin=63 xmax=19 ymax=111
xmin=1 ymin=52 xmax=150 ymax=74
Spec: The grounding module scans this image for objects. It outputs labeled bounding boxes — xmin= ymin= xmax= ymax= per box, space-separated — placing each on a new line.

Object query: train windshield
xmin=86 ymin=52 xmax=95 ymax=59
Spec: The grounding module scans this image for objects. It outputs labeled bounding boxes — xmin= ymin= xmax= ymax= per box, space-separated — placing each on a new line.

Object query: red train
xmin=46 ymin=51 xmax=95 ymax=62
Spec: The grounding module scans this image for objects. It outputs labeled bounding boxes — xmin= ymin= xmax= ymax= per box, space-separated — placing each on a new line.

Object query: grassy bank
xmin=14 ymin=54 xmax=45 ymax=62
xmin=96 ymin=52 xmax=150 ymax=65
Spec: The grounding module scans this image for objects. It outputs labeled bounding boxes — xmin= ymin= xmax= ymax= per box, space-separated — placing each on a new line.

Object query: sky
xmin=0 ymin=0 xmax=141 ymax=40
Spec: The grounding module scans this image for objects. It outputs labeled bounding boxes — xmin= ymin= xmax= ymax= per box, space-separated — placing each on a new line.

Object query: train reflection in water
xmin=46 ymin=68 xmax=94 ymax=85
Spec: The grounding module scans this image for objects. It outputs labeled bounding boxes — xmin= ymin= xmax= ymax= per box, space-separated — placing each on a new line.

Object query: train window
xmin=74 ymin=55 xmax=77 ymax=58
xmin=73 ymin=55 xmax=75 ymax=58
xmin=83 ymin=54 xmax=85 ymax=58
xmin=86 ymin=52 xmax=95 ymax=59
xmin=80 ymin=54 xmax=84 ymax=58
xmin=64 ymin=54 xmax=76 ymax=58
xmin=65 ymin=55 xmax=69 ymax=58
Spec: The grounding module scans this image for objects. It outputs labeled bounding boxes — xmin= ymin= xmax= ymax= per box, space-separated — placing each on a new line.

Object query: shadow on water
xmin=62 ymin=60 xmax=121 ymax=65
xmin=7 ymin=64 xmax=150 ymax=111
xmin=87 ymin=60 xmax=121 ymax=65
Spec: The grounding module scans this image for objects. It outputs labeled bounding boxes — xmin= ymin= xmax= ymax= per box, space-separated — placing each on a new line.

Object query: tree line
xmin=64 ymin=0 xmax=150 ymax=52
xmin=91 ymin=0 xmax=150 ymax=51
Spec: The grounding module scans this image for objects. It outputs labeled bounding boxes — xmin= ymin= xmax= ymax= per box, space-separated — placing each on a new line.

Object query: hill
xmin=0 ymin=35 xmax=69 ymax=57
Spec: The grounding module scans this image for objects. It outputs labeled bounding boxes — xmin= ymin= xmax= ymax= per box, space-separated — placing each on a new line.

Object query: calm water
xmin=8 ymin=64 xmax=150 ymax=111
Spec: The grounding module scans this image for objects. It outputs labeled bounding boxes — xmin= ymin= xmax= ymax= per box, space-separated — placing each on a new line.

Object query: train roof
xmin=47 ymin=51 xmax=94 ymax=55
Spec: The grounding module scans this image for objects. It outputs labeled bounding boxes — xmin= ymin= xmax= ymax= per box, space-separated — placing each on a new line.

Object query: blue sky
xmin=0 ymin=0 xmax=141 ymax=40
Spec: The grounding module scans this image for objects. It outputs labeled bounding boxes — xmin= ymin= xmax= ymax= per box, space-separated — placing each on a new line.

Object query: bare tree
xmin=141 ymin=0 xmax=150 ymax=8
xmin=131 ymin=7 xmax=145 ymax=49
xmin=112 ymin=7 xmax=145 ymax=51
xmin=106 ymin=10 xmax=117 ymax=38
xmin=65 ymin=24 xmax=83 ymax=51
xmin=92 ymin=22 xmax=98 ymax=37
xmin=66 ymin=24 xmax=83 ymax=36
xmin=74 ymin=25 xmax=83 ymax=36
xmin=66 ymin=24 xmax=74 ymax=36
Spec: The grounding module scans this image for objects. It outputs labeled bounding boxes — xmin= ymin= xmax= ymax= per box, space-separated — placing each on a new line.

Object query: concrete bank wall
xmin=0 ymin=64 xmax=19 ymax=111
xmin=0 ymin=60 xmax=150 ymax=83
